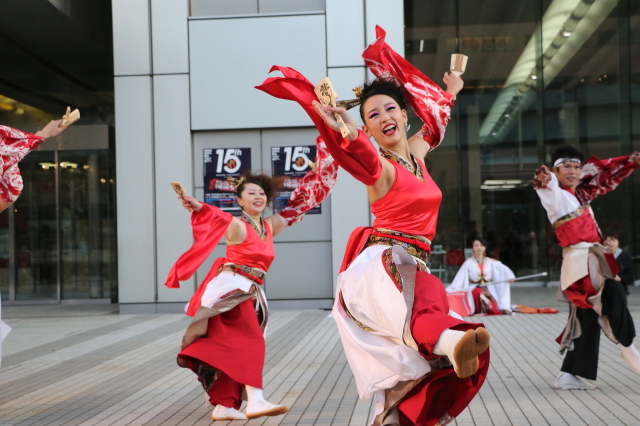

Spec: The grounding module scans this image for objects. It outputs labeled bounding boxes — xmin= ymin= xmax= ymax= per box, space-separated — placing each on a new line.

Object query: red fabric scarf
xmin=164 ymin=204 xmax=233 ymax=284
xmin=363 ymin=26 xmax=455 ymax=151
xmin=0 ymin=126 xmax=45 ymax=203
xmin=256 ymin=66 xmax=382 ymax=186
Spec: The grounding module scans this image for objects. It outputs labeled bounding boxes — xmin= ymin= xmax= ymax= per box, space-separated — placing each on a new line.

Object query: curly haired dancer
xmin=165 ymin=140 xmax=337 ymax=420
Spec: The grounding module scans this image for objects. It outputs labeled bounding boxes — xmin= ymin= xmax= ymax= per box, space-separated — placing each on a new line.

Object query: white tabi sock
xmin=245 ymin=385 xmax=288 ymax=419
xmin=433 ymin=329 xmax=466 ymax=370
xmin=245 ymin=385 xmax=264 ymax=403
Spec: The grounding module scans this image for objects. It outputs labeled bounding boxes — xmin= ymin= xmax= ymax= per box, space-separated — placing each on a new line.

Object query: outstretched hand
xmin=631 ymin=151 xmax=640 ymax=165
xmin=179 ymin=194 xmax=202 ymax=212
xmin=312 ymin=101 xmax=359 ymax=140
xmin=534 ymin=165 xmax=552 ymax=188
xmin=443 ymin=72 xmax=464 ymax=97
xmin=35 ymin=119 xmax=67 ymax=139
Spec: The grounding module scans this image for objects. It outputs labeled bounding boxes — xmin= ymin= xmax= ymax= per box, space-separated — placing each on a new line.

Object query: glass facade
xmin=0 ymin=2 xmax=115 ymax=303
xmin=405 ymin=0 xmax=640 ymax=282
xmin=0 ymin=136 xmax=117 ymax=303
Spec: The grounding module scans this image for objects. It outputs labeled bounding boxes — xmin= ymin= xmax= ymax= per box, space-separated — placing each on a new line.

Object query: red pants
xmin=178 ymin=299 xmax=265 ymax=408
xmin=398 ymin=271 xmax=490 ymax=426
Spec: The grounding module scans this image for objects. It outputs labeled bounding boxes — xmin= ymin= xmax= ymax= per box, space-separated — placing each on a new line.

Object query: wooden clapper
xmin=170 ymin=181 xmax=193 ymax=212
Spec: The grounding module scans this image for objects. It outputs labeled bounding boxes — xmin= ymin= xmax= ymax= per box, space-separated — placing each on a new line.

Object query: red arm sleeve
xmin=278 ymin=137 xmax=338 ymax=225
xmin=255 ymin=66 xmax=382 ymax=185
xmin=0 ymin=125 xmax=45 ymax=202
xmin=362 ymin=26 xmax=455 ymax=152
xmin=576 ymin=155 xmax=640 ymax=203
xmin=164 ymin=203 xmax=233 ymax=288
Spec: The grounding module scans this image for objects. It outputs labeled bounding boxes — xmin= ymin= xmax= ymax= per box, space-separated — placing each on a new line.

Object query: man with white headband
xmin=534 ymin=145 xmax=640 ymax=390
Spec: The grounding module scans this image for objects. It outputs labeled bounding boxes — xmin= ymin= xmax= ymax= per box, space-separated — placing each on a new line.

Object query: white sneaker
xmin=620 ymin=344 xmax=640 ymax=375
xmin=245 ymin=399 xmax=289 ymax=419
xmin=211 ymin=405 xmax=247 ymax=421
xmin=553 ymin=372 xmax=596 ymax=390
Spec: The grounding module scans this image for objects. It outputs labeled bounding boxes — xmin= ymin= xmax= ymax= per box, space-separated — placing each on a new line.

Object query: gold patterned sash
xmin=552 ymin=205 xmax=587 ymax=229
xmin=220 ymin=263 xmax=266 ymax=285
xmin=363 ymin=228 xmax=431 ymax=263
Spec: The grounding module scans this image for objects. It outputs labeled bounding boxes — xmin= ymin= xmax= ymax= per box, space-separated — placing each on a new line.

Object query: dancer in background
xmin=447 ymin=237 xmax=515 ymax=315
xmin=165 ymin=141 xmax=336 ymax=421
xmin=604 ymin=232 xmax=636 ymax=295
xmin=0 ymin=120 xmax=67 ymax=213
xmin=534 ymin=145 xmax=640 ymax=390
xmin=0 ymin=119 xmax=67 ymax=368
xmin=258 ymin=26 xmax=490 ymax=426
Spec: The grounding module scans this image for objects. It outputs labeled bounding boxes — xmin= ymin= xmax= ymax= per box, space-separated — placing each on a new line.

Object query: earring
xmin=404 ymin=121 xmax=410 ymax=133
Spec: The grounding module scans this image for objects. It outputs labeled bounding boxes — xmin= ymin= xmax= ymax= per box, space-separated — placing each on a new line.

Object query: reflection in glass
xmin=0 ymin=210 xmax=8 ymax=301
xmin=14 ymin=151 xmax=58 ymax=300
xmin=59 ymin=150 xmax=117 ymax=300
xmin=405 ymin=0 xmax=638 ymax=282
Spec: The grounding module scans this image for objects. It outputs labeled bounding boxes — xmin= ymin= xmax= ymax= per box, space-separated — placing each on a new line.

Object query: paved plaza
xmin=3 ymin=287 xmax=640 ymax=426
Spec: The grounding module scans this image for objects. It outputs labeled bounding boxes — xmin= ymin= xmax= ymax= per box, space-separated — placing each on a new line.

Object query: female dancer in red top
xmin=165 ymin=142 xmax=336 ymax=421
xmin=257 ymin=27 xmax=490 ymax=426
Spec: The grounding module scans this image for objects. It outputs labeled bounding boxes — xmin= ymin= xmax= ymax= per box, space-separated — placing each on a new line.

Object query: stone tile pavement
xmin=2 ymin=287 xmax=640 ymax=425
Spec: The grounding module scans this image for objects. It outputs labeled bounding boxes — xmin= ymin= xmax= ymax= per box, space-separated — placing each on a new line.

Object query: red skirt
xmin=471 ymin=286 xmax=502 ymax=315
xmin=178 ymin=299 xmax=265 ymax=389
xmin=399 ymin=271 xmax=490 ymax=425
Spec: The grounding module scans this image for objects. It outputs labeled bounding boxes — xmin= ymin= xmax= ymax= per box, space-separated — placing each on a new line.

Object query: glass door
xmin=0 ymin=208 xmax=9 ymax=301
xmin=1 ymin=148 xmax=117 ymax=304
xmin=14 ymin=151 xmax=59 ymax=301
xmin=59 ymin=150 xmax=117 ymax=300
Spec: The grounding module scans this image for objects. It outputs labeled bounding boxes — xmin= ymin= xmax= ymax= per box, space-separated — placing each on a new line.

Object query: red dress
xmin=164 ymin=136 xmax=337 ymax=409
xmin=177 ymin=220 xmax=274 ymax=408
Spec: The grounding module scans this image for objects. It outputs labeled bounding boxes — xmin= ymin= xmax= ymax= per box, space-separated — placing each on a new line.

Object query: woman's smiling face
xmin=362 ymin=94 xmax=408 ymax=148
xmin=237 ymin=183 xmax=267 ymax=215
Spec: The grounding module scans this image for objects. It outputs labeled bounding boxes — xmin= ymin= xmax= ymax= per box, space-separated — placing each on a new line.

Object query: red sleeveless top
xmin=226 ymin=220 xmax=276 ymax=271
xmin=371 ymin=158 xmax=442 ymax=241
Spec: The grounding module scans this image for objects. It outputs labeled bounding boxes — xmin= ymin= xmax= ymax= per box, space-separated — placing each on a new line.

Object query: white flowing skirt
xmin=333 ymin=245 xmax=458 ymax=419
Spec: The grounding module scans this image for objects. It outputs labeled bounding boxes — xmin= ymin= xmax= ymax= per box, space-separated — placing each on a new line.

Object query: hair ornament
xmin=227 ymin=175 xmax=246 ymax=188
xmin=336 ymin=85 xmax=365 ymax=110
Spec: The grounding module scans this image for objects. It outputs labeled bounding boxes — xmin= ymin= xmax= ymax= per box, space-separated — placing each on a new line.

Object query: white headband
xmin=553 ymin=157 xmax=581 ymax=168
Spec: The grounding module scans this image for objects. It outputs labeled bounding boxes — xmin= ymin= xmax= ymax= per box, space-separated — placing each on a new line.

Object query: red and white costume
xmin=257 ymin=26 xmax=489 ymax=426
xmin=0 ymin=126 xmax=45 ymax=366
xmin=535 ymin=155 xmax=638 ymax=379
xmin=165 ymin=138 xmax=337 ymax=408
xmin=446 ymin=257 xmax=515 ymax=315
xmin=536 ymin=156 xmax=638 ymax=310
xmin=0 ymin=126 xmax=45 ymax=203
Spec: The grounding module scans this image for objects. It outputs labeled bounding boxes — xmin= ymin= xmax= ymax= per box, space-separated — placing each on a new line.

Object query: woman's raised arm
xmin=180 ymin=195 xmax=246 ymax=244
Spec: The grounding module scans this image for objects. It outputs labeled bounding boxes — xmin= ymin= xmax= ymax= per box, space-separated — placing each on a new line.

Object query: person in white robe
xmin=447 ymin=238 xmax=515 ymax=315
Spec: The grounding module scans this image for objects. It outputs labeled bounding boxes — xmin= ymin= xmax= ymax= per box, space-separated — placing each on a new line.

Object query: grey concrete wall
xmin=114 ymin=0 xmax=404 ymax=309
